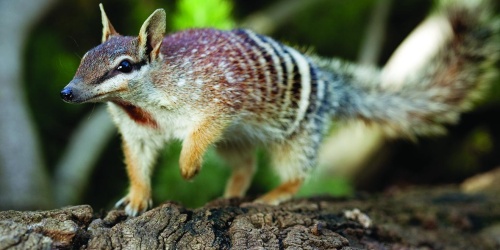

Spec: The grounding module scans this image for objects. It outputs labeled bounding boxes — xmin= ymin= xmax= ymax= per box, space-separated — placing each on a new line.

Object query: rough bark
xmin=1 ymin=186 xmax=499 ymax=250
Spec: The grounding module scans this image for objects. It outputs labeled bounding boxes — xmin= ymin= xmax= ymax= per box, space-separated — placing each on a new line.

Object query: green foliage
xmin=153 ymin=143 xmax=229 ymax=208
xmin=172 ymin=0 xmax=234 ymax=30
xmin=298 ymin=175 xmax=354 ymax=198
xmin=276 ymin=0 xmax=375 ymax=60
xmin=448 ymin=127 xmax=494 ymax=174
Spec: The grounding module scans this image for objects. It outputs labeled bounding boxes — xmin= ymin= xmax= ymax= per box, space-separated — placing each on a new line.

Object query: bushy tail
xmin=316 ymin=0 xmax=499 ymax=138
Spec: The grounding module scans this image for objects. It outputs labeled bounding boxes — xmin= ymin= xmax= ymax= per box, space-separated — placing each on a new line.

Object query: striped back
xmin=229 ymin=29 xmax=327 ymax=136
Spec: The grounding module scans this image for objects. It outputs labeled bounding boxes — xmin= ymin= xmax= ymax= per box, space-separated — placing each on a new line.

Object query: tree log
xmin=1 ymin=186 xmax=499 ymax=249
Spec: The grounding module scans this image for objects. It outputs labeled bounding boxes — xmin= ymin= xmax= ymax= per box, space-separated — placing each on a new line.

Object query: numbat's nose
xmin=60 ymin=87 xmax=73 ymax=102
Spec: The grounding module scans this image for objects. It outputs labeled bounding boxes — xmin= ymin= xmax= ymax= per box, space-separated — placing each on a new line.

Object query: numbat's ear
xmin=138 ymin=9 xmax=166 ymax=61
xmin=99 ymin=4 xmax=119 ymax=43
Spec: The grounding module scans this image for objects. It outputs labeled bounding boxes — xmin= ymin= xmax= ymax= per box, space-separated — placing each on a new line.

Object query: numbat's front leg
xmin=180 ymin=119 xmax=227 ymax=180
xmin=115 ymin=137 xmax=161 ymax=216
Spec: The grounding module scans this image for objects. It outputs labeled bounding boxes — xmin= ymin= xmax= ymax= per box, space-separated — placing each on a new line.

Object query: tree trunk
xmin=0 ymin=0 xmax=56 ymax=210
xmin=0 ymin=186 xmax=498 ymax=249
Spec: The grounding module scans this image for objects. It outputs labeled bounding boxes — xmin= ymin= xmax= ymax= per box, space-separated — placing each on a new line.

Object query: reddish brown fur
xmin=114 ymin=101 xmax=158 ymax=129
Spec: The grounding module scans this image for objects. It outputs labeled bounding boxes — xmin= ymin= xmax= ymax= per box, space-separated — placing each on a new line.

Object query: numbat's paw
xmin=179 ymin=160 xmax=201 ymax=180
xmin=252 ymin=179 xmax=304 ymax=205
xmin=115 ymin=194 xmax=153 ymax=217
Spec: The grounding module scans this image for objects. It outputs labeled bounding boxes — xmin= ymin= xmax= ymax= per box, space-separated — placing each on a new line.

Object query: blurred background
xmin=0 ymin=0 xmax=499 ymax=212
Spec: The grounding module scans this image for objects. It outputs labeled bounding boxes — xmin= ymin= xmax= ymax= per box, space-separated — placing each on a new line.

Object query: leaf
xmin=172 ymin=0 xmax=234 ymax=30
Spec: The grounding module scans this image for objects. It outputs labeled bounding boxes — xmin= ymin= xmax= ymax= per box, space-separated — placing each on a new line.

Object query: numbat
xmin=62 ymin=1 xmax=498 ymax=216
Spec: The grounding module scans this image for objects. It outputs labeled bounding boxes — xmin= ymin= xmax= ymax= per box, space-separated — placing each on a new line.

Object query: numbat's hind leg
xmin=254 ymin=179 xmax=303 ymax=205
xmin=254 ymin=131 xmax=319 ymax=205
xmin=217 ymin=143 xmax=257 ymax=198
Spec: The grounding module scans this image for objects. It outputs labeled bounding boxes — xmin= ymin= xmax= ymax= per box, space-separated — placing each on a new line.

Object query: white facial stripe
xmin=111 ymin=55 xmax=136 ymax=69
xmin=91 ymin=64 xmax=151 ymax=99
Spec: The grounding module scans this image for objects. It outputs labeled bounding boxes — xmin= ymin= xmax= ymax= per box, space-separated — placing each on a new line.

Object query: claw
xmin=125 ymin=206 xmax=140 ymax=217
xmin=115 ymin=195 xmax=152 ymax=217
xmin=115 ymin=197 xmax=129 ymax=208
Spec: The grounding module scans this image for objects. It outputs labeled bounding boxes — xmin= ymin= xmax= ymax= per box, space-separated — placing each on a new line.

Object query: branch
xmin=357 ymin=0 xmax=393 ymax=66
xmin=0 ymin=186 xmax=498 ymax=249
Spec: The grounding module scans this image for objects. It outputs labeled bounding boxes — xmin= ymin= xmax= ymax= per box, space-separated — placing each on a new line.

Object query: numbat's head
xmin=61 ymin=4 xmax=166 ymax=103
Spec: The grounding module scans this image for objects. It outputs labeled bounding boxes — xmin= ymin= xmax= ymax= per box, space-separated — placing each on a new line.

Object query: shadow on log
xmin=1 ymin=186 xmax=499 ymax=249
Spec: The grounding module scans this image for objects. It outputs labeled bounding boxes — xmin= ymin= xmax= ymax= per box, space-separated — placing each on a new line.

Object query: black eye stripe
xmin=90 ymin=59 xmax=147 ymax=85
xmin=114 ymin=59 xmax=147 ymax=73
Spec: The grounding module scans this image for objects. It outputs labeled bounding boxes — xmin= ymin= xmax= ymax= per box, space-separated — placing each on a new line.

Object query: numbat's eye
xmin=116 ymin=60 xmax=132 ymax=73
